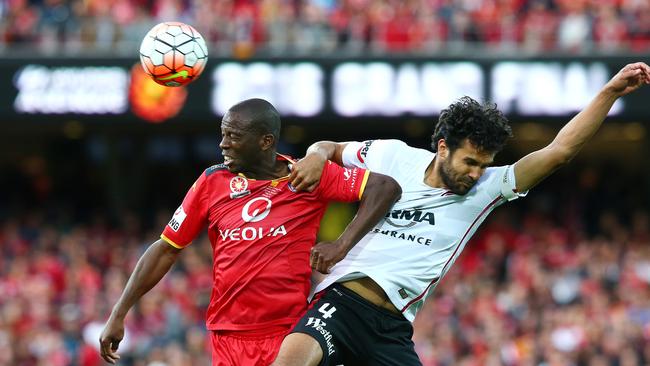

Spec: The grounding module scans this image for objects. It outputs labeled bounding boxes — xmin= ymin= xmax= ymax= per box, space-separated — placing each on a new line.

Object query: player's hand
xmin=289 ymin=153 xmax=327 ymax=192
xmin=310 ymin=241 xmax=349 ymax=274
xmin=604 ymin=62 xmax=650 ymax=97
xmin=99 ymin=317 xmax=124 ymax=364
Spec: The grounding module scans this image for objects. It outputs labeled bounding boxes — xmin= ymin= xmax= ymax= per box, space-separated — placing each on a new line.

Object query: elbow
xmin=376 ymin=174 xmax=402 ymax=202
xmin=363 ymin=172 xmax=402 ymax=204
xmin=154 ymin=239 xmax=182 ymax=260
xmin=551 ymin=154 xmax=571 ymax=170
xmin=389 ymin=178 xmax=402 ymax=202
xmin=546 ymin=145 xmax=574 ymax=169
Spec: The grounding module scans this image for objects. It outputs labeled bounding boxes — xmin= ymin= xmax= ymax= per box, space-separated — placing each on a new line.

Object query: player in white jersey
xmin=271 ymin=62 xmax=650 ymax=366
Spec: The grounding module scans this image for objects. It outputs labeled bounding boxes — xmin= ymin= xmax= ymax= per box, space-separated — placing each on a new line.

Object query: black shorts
xmin=291 ymin=284 xmax=422 ymax=366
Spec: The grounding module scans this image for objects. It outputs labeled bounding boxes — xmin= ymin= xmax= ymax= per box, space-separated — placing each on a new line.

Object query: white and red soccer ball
xmin=139 ymin=21 xmax=208 ymax=87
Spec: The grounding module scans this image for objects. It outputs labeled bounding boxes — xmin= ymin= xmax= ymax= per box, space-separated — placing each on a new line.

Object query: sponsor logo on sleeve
xmin=168 ymin=205 xmax=187 ymax=232
xmin=229 ymin=176 xmax=251 ymax=199
xmin=356 ymin=140 xmax=374 ymax=163
xmin=343 ymin=168 xmax=352 ymax=181
xmin=342 ymin=168 xmax=360 ymax=190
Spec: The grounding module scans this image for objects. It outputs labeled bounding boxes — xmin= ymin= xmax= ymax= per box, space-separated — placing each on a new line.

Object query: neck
xmin=423 ymin=156 xmax=445 ymax=188
xmin=241 ymin=152 xmax=290 ymax=180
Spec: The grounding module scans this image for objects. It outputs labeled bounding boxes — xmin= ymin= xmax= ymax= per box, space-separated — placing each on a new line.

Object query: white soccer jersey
xmin=312 ymin=139 xmax=527 ymax=322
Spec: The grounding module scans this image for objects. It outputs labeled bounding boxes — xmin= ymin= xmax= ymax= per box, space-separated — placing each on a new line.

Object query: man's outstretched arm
xmin=99 ymin=239 xmax=181 ymax=364
xmin=513 ymin=62 xmax=650 ymax=192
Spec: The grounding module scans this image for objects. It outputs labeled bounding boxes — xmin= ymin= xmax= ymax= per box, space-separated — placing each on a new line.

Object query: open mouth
xmin=223 ymin=155 xmax=234 ymax=166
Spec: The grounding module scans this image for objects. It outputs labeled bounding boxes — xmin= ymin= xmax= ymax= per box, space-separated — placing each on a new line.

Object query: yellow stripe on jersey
xmin=237 ymin=173 xmax=292 ymax=183
xmin=160 ymin=234 xmax=185 ymax=249
xmin=358 ymin=170 xmax=370 ymax=200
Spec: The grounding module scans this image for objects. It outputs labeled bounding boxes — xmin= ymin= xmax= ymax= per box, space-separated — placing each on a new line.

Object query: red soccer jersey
xmin=161 ymin=155 xmax=369 ymax=332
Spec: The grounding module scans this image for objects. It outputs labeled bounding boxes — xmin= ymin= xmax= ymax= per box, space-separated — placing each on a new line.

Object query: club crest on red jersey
xmin=230 ymin=176 xmax=251 ymax=199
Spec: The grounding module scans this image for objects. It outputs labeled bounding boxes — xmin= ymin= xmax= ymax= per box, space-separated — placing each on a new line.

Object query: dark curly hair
xmin=431 ymin=96 xmax=512 ymax=153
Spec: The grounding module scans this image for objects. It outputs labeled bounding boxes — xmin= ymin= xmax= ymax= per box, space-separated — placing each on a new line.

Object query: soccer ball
xmin=139 ymin=22 xmax=208 ymax=87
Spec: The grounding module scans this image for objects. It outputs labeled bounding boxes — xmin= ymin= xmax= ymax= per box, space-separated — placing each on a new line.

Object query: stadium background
xmin=2 ymin=0 xmax=650 ymax=365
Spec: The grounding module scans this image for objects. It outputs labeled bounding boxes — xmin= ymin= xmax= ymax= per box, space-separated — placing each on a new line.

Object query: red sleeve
xmin=315 ymin=161 xmax=370 ymax=202
xmin=161 ymin=171 xmax=209 ymax=249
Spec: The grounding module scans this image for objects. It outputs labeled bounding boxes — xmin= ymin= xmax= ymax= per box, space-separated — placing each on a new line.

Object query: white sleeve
xmin=341 ymin=140 xmax=374 ymax=169
xmin=484 ymin=165 xmax=528 ymax=202
xmin=341 ymin=139 xmax=407 ymax=174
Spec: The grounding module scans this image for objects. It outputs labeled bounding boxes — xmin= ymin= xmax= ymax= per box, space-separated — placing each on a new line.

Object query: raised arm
xmin=310 ymin=172 xmax=401 ymax=273
xmin=99 ymin=239 xmax=181 ymax=364
xmin=289 ymin=141 xmax=349 ymax=192
xmin=514 ymin=62 xmax=650 ymax=192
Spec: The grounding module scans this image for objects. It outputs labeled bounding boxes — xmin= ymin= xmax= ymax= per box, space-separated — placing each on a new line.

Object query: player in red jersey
xmin=99 ymin=98 xmax=401 ymax=365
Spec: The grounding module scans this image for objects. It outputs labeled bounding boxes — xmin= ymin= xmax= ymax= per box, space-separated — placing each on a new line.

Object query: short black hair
xmin=431 ymin=96 xmax=512 ymax=153
xmin=228 ymin=98 xmax=281 ymax=141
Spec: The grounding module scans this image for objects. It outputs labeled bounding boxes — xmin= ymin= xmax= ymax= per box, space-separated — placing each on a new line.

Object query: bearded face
xmin=439 ymin=157 xmax=477 ymax=195
xmin=437 ymin=139 xmax=496 ymax=195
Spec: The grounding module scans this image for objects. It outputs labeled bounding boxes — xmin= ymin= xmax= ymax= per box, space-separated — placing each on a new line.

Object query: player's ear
xmin=437 ymin=139 xmax=449 ymax=160
xmin=260 ymin=134 xmax=275 ymax=151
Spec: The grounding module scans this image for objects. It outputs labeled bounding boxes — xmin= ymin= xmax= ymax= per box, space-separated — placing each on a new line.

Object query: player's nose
xmin=468 ymin=169 xmax=481 ymax=181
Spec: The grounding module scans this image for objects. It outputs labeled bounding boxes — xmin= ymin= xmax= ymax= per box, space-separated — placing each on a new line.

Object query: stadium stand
xmin=1 ymin=0 xmax=649 ymax=55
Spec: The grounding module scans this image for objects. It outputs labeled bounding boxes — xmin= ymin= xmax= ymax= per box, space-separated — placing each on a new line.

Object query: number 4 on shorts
xmin=318 ymin=303 xmax=337 ymax=319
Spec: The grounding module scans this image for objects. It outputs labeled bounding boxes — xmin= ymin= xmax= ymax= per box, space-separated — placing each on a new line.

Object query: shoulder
xmin=478 ymin=166 xmax=507 ymax=183
xmin=359 ymin=139 xmax=425 ymax=157
xmin=194 ymin=165 xmax=239 ymax=198
xmin=359 ymin=140 xmax=432 ymax=181
xmin=204 ymin=164 xmax=229 ymax=177
xmin=379 ymin=140 xmax=428 ymax=154
xmin=476 ymin=165 xmax=525 ymax=202
xmin=475 ymin=165 xmax=513 ymax=192
xmin=199 ymin=164 xmax=233 ymax=187
xmin=371 ymin=139 xmax=408 ymax=149
xmin=374 ymin=140 xmax=432 ymax=161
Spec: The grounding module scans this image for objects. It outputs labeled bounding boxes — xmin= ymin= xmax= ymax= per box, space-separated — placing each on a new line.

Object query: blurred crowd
xmin=1 ymin=0 xmax=649 ymax=56
xmin=0 ymin=210 xmax=214 ymax=366
xmin=2 ymin=196 xmax=650 ymax=365
xmin=413 ymin=208 xmax=650 ymax=366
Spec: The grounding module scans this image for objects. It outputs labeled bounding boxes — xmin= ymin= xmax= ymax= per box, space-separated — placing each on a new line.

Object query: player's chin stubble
xmin=439 ymin=162 xmax=471 ymax=195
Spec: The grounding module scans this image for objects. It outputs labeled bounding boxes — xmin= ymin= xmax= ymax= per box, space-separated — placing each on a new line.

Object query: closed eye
xmin=464 ymin=158 xmax=491 ymax=169
xmin=221 ymin=131 xmax=242 ymax=140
